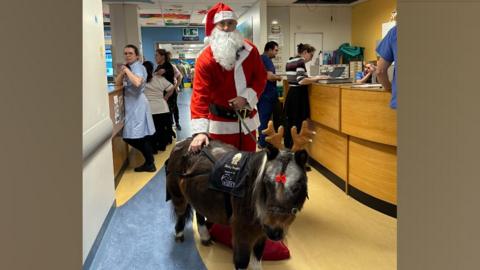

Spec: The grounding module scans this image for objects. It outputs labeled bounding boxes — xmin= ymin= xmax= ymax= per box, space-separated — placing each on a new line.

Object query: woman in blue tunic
xmin=115 ymin=44 xmax=156 ymax=172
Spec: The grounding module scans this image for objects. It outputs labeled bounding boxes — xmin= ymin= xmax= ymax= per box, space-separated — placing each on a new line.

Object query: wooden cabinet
xmin=308 ymin=84 xmax=397 ymax=215
xmin=348 ymin=137 xmax=397 ymax=204
xmin=108 ymin=87 xmax=128 ymax=186
xmin=341 ymin=89 xmax=397 ymax=146
xmin=309 ymin=84 xmax=341 ymax=131
xmin=308 ymin=122 xmax=348 ymax=181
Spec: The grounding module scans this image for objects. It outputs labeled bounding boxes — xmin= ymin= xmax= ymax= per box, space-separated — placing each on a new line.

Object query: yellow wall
xmin=352 ymin=0 xmax=396 ymax=61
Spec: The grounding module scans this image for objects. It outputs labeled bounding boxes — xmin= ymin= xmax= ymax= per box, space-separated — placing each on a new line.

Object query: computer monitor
xmin=329 ymin=66 xmax=346 ymax=78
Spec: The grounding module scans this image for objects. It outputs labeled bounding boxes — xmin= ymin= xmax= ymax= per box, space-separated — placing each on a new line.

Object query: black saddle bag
xmin=208 ymin=151 xmax=253 ymax=198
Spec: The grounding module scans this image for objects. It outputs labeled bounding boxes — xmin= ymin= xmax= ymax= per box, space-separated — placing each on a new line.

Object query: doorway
xmin=155 ymin=42 xmax=204 ymax=89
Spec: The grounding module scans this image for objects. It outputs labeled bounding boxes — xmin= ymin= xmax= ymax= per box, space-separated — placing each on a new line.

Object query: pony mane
xmin=251 ymin=151 xmax=268 ymax=220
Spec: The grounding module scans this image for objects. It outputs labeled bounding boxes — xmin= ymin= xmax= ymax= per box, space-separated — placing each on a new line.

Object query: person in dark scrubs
xmin=257 ymin=41 xmax=283 ymax=148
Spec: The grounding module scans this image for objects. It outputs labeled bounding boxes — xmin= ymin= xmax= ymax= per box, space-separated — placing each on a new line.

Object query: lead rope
xmin=239 ymin=119 xmax=242 ymax=150
xmin=234 ymin=110 xmax=259 ymax=147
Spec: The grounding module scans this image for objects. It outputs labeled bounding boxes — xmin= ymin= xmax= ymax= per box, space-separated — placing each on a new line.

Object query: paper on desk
xmin=351 ymin=84 xmax=383 ymax=88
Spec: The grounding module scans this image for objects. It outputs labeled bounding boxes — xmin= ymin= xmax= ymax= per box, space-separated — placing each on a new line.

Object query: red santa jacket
xmin=190 ymin=40 xmax=267 ymax=135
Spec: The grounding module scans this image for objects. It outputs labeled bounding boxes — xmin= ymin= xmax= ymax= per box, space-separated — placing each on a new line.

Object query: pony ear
xmin=294 ymin=150 xmax=309 ymax=168
xmin=265 ymin=143 xmax=279 ymax=160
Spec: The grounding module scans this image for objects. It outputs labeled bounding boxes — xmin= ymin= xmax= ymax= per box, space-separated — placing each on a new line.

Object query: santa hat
xmin=204 ymin=2 xmax=237 ymax=37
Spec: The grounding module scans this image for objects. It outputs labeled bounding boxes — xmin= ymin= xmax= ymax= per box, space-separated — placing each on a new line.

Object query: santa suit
xmin=190 ymin=39 xmax=267 ymax=151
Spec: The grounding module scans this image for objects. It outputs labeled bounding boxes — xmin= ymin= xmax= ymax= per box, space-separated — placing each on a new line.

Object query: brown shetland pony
xmin=166 ymin=122 xmax=311 ymax=270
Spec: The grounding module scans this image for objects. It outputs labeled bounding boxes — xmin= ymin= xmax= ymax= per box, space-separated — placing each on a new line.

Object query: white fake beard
xmin=209 ymin=28 xmax=244 ymax=71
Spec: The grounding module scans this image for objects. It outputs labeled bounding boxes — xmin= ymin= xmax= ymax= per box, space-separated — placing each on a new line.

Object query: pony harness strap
xmin=208 ymin=151 xmax=254 ymax=198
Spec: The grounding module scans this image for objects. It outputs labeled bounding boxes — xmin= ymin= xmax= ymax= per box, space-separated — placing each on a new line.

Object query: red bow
xmin=275 ymin=174 xmax=287 ymax=184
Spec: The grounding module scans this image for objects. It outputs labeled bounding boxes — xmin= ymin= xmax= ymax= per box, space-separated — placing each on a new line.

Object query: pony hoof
xmin=201 ymin=238 xmax=213 ymax=246
xmin=175 ymin=235 xmax=185 ymax=242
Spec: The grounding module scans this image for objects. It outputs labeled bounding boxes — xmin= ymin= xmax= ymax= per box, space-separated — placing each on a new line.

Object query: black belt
xmin=209 ymin=103 xmax=252 ymax=120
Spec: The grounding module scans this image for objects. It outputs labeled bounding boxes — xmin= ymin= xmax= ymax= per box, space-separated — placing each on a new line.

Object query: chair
xmin=279 ymin=79 xmax=290 ymax=105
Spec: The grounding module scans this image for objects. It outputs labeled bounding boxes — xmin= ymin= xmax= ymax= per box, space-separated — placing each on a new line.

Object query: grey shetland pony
xmin=165 ymin=121 xmax=313 ymax=270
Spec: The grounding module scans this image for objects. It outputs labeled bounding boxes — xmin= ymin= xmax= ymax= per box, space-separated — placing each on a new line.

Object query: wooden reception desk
xmin=108 ymin=85 xmax=129 ymax=187
xmin=308 ymin=83 xmax=397 ymax=217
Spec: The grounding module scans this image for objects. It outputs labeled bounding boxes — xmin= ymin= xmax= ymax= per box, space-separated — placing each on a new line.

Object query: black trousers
xmin=167 ymin=91 xmax=180 ymax=126
xmin=272 ymin=98 xmax=284 ymax=131
xmin=150 ymin=113 xmax=174 ymax=150
xmin=123 ymin=137 xmax=154 ymax=165
xmin=283 ymin=85 xmax=310 ymax=149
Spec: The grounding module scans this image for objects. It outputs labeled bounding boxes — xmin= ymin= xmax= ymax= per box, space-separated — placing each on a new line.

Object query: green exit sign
xmin=183 ymin=28 xmax=198 ymax=37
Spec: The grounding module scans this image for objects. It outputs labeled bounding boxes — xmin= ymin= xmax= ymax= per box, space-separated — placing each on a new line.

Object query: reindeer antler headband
xmin=261 ymin=120 xmax=315 ymax=151
xmin=262 ymin=121 xmax=284 ymax=150
xmin=291 ymin=121 xmax=315 ymax=152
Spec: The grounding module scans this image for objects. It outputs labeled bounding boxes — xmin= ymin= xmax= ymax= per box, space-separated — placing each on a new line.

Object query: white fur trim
xmin=239 ymin=88 xmax=258 ymax=109
xmin=214 ymin=11 xmax=237 ymax=24
xmin=191 ymin=118 xmax=209 ymax=134
xmin=234 ymin=54 xmax=247 ymax=96
xmin=198 ymin=225 xmax=211 ymax=241
xmin=234 ymin=42 xmax=257 ymax=107
xmin=208 ymin=116 xmax=260 ymax=135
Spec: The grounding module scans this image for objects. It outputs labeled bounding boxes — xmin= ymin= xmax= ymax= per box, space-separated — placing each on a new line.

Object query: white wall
xmin=289 ymin=6 xmax=352 ymax=55
xmin=82 ymin=0 xmax=116 ymax=263
xmin=267 ymin=6 xmax=291 ymax=72
xmin=238 ymin=0 xmax=268 ymax=50
xmin=266 ymin=5 xmax=351 ymax=72
xmin=110 ymin=4 xmax=143 ymax=75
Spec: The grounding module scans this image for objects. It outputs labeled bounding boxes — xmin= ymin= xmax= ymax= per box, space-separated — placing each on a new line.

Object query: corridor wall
xmin=82 ymin=0 xmax=116 ymax=263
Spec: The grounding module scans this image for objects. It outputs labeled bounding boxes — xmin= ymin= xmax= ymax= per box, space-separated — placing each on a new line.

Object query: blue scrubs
xmin=258 ymin=54 xmax=278 ymax=147
xmin=376 ymin=25 xmax=398 ymax=109
xmin=122 ymin=61 xmax=156 ymax=139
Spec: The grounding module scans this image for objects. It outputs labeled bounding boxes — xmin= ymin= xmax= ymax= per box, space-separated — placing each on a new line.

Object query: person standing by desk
xmin=257 ymin=41 xmax=283 ymax=148
xmin=115 ymin=44 xmax=156 ymax=172
xmin=376 ymin=25 xmax=397 ymax=109
xmin=284 ymin=43 xmax=326 ymax=149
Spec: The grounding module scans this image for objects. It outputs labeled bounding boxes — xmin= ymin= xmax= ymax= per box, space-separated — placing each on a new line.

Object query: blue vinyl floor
xmin=89 ymin=89 xmax=207 ymax=270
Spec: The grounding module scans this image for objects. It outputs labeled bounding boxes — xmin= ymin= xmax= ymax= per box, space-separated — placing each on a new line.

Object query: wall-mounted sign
xmin=271 ymin=24 xmax=281 ymax=34
xmin=182 ymin=28 xmax=199 ymax=41
xmin=183 ymin=28 xmax=198 ymax=37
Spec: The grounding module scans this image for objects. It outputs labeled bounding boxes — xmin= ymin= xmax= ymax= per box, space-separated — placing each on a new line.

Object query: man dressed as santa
xmin=189 ymin=1 xmax=290 ymax=262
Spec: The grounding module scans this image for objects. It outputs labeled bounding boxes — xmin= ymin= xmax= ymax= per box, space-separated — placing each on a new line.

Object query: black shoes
xmin=305 ymin=165 xmax=312 ymax=172
xmin=176 ymin=124 xmax=182 ymax=131
xmin=134 ymin=163 xmax=157 ymax=172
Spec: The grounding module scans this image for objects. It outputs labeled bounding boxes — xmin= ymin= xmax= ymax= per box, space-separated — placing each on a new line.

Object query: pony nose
xmin=265 ymin=226 xmax=284 ymax=241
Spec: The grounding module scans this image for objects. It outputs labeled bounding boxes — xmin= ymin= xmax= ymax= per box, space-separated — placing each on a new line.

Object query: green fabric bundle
xmin=337 ymin=43 xmax=364 ymax=63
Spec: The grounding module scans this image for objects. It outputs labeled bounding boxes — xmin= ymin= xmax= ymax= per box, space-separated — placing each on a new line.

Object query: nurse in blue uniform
xmin=115 ymin=44 xmax=156 ymax=172
xmin=376 ymin=25 xmax=398 ymax=109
